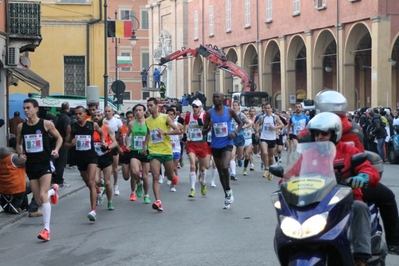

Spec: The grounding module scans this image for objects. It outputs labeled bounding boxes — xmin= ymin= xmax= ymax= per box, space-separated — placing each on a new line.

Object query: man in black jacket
xmin=366 ymin=108 xmax=387 ymax=160
xmin=53 ymin=102 xmax=71 ymax=187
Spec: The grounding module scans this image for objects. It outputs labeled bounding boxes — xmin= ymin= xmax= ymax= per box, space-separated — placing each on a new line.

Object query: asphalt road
xmin=1 ymin=154 xmax=398 ymax=266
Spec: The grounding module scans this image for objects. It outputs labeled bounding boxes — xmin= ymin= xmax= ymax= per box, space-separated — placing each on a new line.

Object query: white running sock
xmin=42 ymin=202 xmax=51 ymax=232
xmin=189 ymin=172 xmax=196 ymax=190
xmin=229 ymin=160 xmax=236 ymax=175
xmin=47 ymin=188 xmax=55 ymax=199
xmin=201 ymin=170 xmax=207 ymax=185
xmin=211 ymin=168 xmax=217 ymax=184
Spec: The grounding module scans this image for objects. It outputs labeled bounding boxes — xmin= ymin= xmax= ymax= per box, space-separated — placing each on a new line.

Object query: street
xmin=1 ymin=154 xmax=399 ymax=266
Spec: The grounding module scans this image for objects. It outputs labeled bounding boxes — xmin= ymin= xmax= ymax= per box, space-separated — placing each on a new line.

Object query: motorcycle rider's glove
xmin=346 ymin=173 xmax=369 ymax=189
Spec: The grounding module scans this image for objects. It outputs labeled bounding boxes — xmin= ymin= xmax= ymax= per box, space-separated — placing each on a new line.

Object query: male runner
xmin=93 ymin=110 xmax=118 ymax=210
xmin=16 ymin=99 xmax=62 ymax=241
xmin=255 ymin=102 xmax=284 ymax=180
xmin=167 ymin=108 xmax=184 ymax=192
xmin=104 ymin=106 xmax=122 ymax=196
xmin=126 ymin=105 xmax=151 ymax=204
xmin=287 ymin=102 xmax=309 ymax=146
xmin=202 ymin=92 xmax=242 ymax=209
xmin=142 ymin=98 xmax=181 ymax=211
xmin=64 ymin=106 xmax=105 ymax=221
xmin=241 ymin=109 xmax=253 ymax=176
xmin=184 ymin=99 xmax=212 ymax=197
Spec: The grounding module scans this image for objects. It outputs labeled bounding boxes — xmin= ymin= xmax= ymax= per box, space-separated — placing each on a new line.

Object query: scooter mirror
xmin=270 ymin=165 xmax=284 ymax=178
xmin=350 ymin=152 xmax=368 ymax=168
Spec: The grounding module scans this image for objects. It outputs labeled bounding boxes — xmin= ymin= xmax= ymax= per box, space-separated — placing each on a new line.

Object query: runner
xmin=202 ymin=92 xmax=242 ymax=209
xmin=287 ymin=102 xmax=309 ymax=147
xmin=103 ymin=106 xmax=123 ymax=196
xmin=273 ymin=109 xmax=287 ymax=165
xmin=126 ymin=104 xmax=151 ymax=204
xmin=64 ymin=106 xmax=105 ymax=222
xmin=142 ymin=97 xmax=182 ymax=211
xmin=229 ymin=101 xmax=252 ymax=181
xmin=241 ymin=109 xmax=253 ymax=176
xmin=93 ymin=110 xmax=119 ymax=211
xmin=167 ymin=108 xmax=184 ymax=192
xmin=248 ymin=107 xmax=258 ymax=170
xmin=184 ymin=99 xmax=212 ymax=197
xmin=255 ymin=102 xmax=284 ymax=180
xmin=206 ymin=131 xmax=217 ymax=187
xmin=16 ymin=98 xmax=62 ymax=241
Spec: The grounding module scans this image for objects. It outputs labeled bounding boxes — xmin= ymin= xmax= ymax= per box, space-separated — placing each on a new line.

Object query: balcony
xmin=8 ymin=1 xmax=42 ymax=51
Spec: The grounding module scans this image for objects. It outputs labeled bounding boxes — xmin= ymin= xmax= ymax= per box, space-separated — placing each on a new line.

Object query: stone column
xmin=257 ymin=40 xmax=264 ymax=92
xmin=371 ymin=16 xmax=392 ymax=107
xmin=279 ymin=35 xmax=288 ymax=110
xmin=305 ymin=30 xmax=315 ymax=99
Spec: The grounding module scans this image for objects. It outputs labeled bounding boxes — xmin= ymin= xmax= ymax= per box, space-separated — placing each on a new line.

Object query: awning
xmin=9 ymin=67 xmax=49 ymax=97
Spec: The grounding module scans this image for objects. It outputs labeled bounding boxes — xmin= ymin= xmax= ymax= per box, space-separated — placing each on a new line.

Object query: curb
xmin=0 ymin=184 xmax=86 ymax=231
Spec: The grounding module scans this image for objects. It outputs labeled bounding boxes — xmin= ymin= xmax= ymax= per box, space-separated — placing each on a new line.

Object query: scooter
xmin=270 ymin=142 xmax=387 ymax=266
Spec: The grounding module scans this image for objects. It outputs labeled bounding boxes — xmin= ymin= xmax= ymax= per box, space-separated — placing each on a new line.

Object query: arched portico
xmin=286 ymin=35 xmax=307 ymax=107
xmin=192 ymin=56 xmax=203 ymax=94
xmin=263 ymin=40 xmax=281 ymax=106
xmin=242 ymin=44 xmax=259 ymax=92
xmin=391 ymin=37 xmax=399 ymax=108
xmin=224 ymin=48 xmax=238 ymax=94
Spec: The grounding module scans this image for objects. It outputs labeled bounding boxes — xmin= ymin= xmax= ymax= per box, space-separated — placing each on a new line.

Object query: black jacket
xmin=368 ymin=114 xmax=387 ymax=140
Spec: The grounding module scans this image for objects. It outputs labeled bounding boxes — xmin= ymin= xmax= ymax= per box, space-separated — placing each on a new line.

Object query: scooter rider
xmin=312 ymin=90 xmax=399 ymax=255
xmin=284 ymin=112 xmax=379 ymax=266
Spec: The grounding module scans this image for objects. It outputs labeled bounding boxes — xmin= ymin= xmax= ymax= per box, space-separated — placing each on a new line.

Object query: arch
xmin=390 ymin=36 xmax=399 ymax=106
xmin=263 ymin=40 xmax=281 ymax=101
xmin=243 ymin=44 xmax=259 ymax=92
xmin=224 ymin=48 xmax=238 ymax=94
xmin=274 ymin=92 xmax=282 ymax=110
xmin=192 ymin=56 xmax=203 ymax=94
xmin=206 ymin=60 xmax=218 ymax=106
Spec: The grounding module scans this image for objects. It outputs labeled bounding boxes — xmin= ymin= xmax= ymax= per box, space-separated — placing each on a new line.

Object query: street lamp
xmin=113 ymin=11 xmax=140 ymax=107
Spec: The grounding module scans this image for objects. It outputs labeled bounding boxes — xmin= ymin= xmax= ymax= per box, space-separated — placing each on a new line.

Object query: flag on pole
xmin=117 ymin=56 xmax=132 ymax=67
xmin=107 ymin=20 xmax=133 ymax=38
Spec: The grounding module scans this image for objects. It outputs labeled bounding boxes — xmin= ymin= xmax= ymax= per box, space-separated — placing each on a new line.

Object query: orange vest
xmin=120 ymin=124 xmax=128 ymax=152
xmin=94 ymin=125 xmax=112 ymax=147
xmin=0 ymin=155 xmax=26 ymax=194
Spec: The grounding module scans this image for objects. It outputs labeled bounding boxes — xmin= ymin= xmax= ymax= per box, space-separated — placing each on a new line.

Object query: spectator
xmin=366 ymin=108 xmax=386 ymax=160
xmin=140 ymin=68 xmax=148 ymax=87
xmin=153 ymin=68 xmax=161 ymax=88
xmin=9 ymin=111 xmax=24 ymax=135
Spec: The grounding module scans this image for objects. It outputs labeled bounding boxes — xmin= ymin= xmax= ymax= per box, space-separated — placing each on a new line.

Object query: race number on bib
xmin=189 ymin=128 xmax=203 ymax=141
xmin=24 ymin=134 xmax=44 ymax=153
xmin=75 ymin=135 xmax=92 ymax=151
xmin=134 ymin=136 xmax=145 ymax=149
xmin=94 ymin=142 xmax=107 ymax=156
xmin=244 ymin=128 xmax=252 ymax=139
xmin=214 ymin=122 xmax=228 ymax=137
xmin=150 ymin=130 xmax=163 ymax=144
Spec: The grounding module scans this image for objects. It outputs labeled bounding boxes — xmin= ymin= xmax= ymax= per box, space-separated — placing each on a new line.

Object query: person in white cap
xmin=183 ymin=99 xmax=212 ymax=198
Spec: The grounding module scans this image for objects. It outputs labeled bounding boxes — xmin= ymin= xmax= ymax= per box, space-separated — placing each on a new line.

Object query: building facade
xmin=185 ymin=0 xmax=399 ymax=111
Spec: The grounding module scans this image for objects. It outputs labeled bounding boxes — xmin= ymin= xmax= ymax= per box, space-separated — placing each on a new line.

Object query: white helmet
xmin=308 ymin=112 xmax=342 ymax=143
xmin=315 ymin=89 xmax=347 ymax=114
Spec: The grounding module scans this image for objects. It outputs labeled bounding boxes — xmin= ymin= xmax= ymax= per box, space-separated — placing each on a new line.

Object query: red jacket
xmin=283 ymin=142 xmax=379 ymax=201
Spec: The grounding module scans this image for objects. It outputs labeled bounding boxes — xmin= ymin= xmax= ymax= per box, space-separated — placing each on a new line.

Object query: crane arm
xmin=159 ymin=44 xmax=256 ymax=92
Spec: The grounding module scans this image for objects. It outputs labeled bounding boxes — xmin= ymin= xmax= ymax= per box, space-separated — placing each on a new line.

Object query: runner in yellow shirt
xmin=143 ymin=97 xmax=182 ymax=211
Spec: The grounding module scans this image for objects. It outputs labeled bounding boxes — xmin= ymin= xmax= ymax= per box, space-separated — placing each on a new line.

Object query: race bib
xmin=231 ymin=120 xmax=238 ymax=131
xmin=189 ymin=127 xmax=203 ymax=141
xmin=24 ymin=134 xmax=44 ymax=153
xmin=171 ymin=139 xmax=179 ymax=148
xmin=264 ymin=123 xmax=272 ymax=131
xmin=214 ymin=122 xmax=228 ymax=137
xmin=94 ymin=142 xmax=107 ymax=156
xmin=207 ymin=131 xmax=212 ymax=142
xmin=75 ymin=135 xmax=92 ymax=151
xmin=150 ymin=129 xmax=163 ymax=144
xmin=244 ymin=128 xmax=252 ymax=139
xmin=134 ymin=136 xmax=145 ymax=149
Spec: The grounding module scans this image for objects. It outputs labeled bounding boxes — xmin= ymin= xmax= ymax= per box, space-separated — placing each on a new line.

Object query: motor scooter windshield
xmin=280 ymin=141 xmax=338 ymax=207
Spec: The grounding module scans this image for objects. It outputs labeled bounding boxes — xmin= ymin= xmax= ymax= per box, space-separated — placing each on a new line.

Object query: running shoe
xmin=237 ymin=159 xmax=243 ymax=167
xmin=388 ymin=245 xmax=399 ymax=255
xmin=210 ymin=182 xmax=217 ymax=188
xmin=144 ymin=195 xmax=151 ymax=204
xmin=87 ymin=210 xmax=96 ymax=221
xmin=267 ymin=172 xmax=273 ymax=181
xmin=152 ymin=200 xmax=163 ymax=211
xmin=226 ymin=190 xmax=234 ymax=204
xmin=136 ymin=183 xmax=143 ymax=198
xmin=96 ymin=187 xmax=105 ymax=206
xmin=37 ymin=229 xmax=50 ymax=241
xmin=113 ymin=185 xmax=120 ymax=196
xmin=172 ymin=175 xmax=179 ymax=185
xmin=262 ymin=171 xmax=268 ymax=178
xmin=223 ymin=200 xmax=230 ymax=209
xmin=201 ymin=183 xmax=207 ymax=196
xmin=243 ymin=169 xmax=247 ymax=176
xmin=177 ymin=163 xmax=181 ymax=169
xmin=250 ymin=164 xmax=255 ymax=171
xmin=188 ymin=189 xmax=196 ymax=198
xmin=50 ymin=184 xmax=59 ymax=205
xmin=159 ymin=175 xmax=164 ymax=184
xmin=130 ymin=193 xmax=137 ymax=201
xmin=108 ymin=201 xmax=115 ymax=210
xmin=166 ymin=180 xmax=172 ymax=186
xmin=170 ymin=186 xmax=177 ymax=192
xmin=230 ymin=174 xmax=237 ymax=181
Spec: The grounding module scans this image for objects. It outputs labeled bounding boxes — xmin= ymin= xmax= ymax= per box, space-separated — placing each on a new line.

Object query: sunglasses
xmin=313 ymin=130 xmax=330 ymax=137
xmin=192 ymin=105 xmax=199 ymax=109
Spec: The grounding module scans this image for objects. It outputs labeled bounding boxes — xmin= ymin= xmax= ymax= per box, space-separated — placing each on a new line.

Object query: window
xmin=141 ymin=10 xmax=149 ymax=29
xmin=209 ymin=5 xmax=214 ymax=36
xmin=293 ymin=0 xmax=300 ymax=15
xmin=141 ymin=52 xmax=149 ymax=69
xmin=119 ymin=52 xmax=132 ymax=72
xmin=64 ymin=56 xmax=85 ymax=96
xmin=266 ymin=0 xmax=272 ymax=23
xmin=245 ymin=0 xmax=250 ymax=27
xmin=226 ymin=0 xmax=231 ymax=32
xmin=120 ymin=10 xmax=138 ymax=29
xmin=194 ymin=10 xmax=199 ymax=40
xmin=122 ymin=91 xmax=131 ymax=100
xmin=142 ymin=91 xmax=150 ymax=100
xmin=314 ymin=0 xmax=326 ymax=9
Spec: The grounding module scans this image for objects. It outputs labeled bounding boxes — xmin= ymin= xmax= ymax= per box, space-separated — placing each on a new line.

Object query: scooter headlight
xmin=280 ymin=212 xmax=329 ymax=239
xmin=271 ymin=193 xmax=281 ymax=209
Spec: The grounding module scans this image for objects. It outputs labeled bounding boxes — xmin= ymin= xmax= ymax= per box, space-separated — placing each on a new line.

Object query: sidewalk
xmin=0 ymin=167 xmax=86 ymax=230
